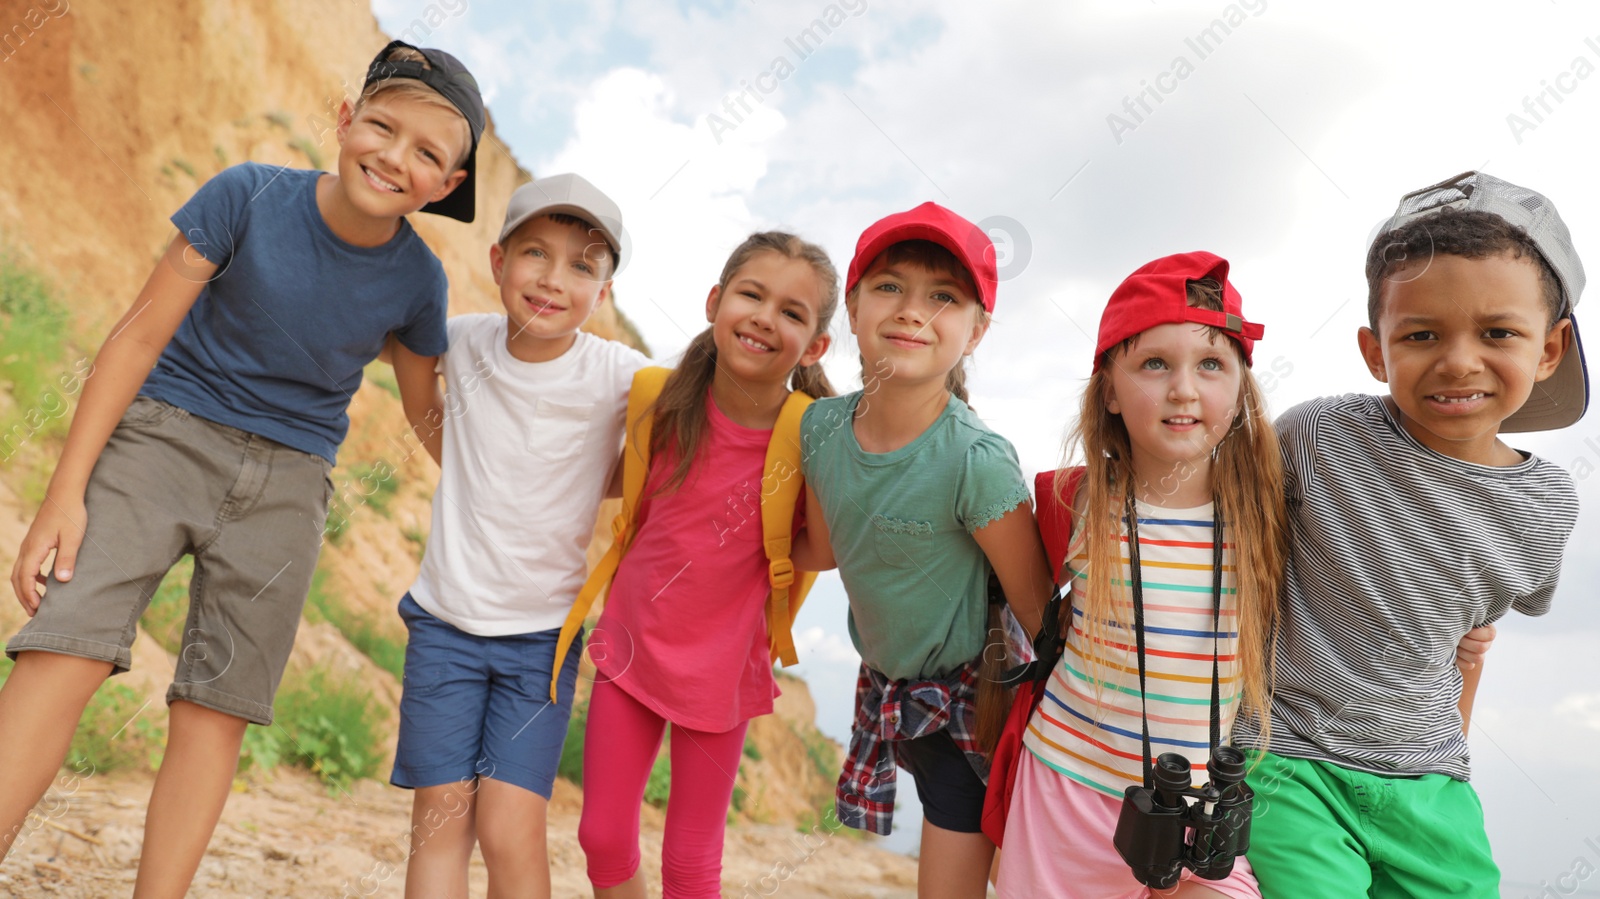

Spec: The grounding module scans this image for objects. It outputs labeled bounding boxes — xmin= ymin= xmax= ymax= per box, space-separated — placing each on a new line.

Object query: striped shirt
xmin=1023 ymin=501 xmax=1240 ymax=798
xmin=1232 ymin=394 xmax=1579 ymax=780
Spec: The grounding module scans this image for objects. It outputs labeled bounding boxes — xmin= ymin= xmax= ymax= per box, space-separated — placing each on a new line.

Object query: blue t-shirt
xmin=141 ymin=162 xmax=450 ymax=464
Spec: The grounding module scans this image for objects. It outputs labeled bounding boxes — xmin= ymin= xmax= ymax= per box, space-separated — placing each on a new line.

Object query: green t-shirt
xmin=801 ymin=391 xmax=1030 ymax=680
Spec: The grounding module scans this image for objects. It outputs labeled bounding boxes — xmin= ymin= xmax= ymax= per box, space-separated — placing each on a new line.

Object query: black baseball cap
xmin=362 ymin=39 xmax=486 ymax=223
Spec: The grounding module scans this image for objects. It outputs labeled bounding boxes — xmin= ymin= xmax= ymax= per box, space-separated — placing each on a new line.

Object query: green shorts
xmin=1245 ymin=751 xmax=1498 ymax=898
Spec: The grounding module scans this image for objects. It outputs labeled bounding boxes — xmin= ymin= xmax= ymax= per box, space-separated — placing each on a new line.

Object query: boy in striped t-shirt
xmin=1235 ymin=172 xmax=1585 ymax=897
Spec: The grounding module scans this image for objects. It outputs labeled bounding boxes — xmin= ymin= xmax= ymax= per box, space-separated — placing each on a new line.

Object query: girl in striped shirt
xmin=996 ymin=252 xmax=1288 ymax=898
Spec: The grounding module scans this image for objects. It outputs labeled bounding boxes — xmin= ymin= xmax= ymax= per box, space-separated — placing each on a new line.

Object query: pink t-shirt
xmin=590 ymin=393 xmax=780 ymax=733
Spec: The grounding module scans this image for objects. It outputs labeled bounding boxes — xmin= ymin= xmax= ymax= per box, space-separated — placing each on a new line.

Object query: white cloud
xmin=1555 ymin=694 xmax=1600 ymax=732
xmin=793 ymin=625 xmax=862 ymax=666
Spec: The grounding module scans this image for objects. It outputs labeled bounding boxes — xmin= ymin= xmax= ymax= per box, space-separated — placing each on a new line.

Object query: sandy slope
xmin=1 ymin=768 xmax=918 ymax=898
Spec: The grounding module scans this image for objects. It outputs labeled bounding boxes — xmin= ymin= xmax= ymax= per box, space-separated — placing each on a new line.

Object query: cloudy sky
xmin=373 ymin=0 xmax=1600 ymax=884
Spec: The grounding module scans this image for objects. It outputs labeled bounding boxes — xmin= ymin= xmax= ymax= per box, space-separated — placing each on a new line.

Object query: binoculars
xmin=1112 ymin=745 xmax=1254 ymax=888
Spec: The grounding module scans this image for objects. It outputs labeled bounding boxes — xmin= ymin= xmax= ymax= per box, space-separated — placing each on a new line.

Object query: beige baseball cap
xmin=498 ymin=173 xmax=627 ymax=273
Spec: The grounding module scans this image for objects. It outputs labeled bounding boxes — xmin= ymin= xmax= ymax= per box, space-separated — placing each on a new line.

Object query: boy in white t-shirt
xmin=391 ymin=174 xmax=647 ymax=897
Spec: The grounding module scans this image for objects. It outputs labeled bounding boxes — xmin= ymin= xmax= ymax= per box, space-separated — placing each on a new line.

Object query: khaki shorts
xmin=6 ymin=396 xmax=333 ymax=725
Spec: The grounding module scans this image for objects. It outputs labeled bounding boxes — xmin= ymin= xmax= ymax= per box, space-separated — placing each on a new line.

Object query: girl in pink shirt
xmin=577 ymin=232 xmax=837 ymax=898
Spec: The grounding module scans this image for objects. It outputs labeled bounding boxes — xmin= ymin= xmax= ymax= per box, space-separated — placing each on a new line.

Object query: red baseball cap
xmin=845 ymin=202 xmax=999 ymax=312
xmin=1095 ymin=251 xmax=1264 ymax=370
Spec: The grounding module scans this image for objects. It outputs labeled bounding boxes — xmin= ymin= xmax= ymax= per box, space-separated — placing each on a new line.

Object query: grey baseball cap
xmin=498 ymin=173 xmax=627 ymax=274
xmin=1379 ymin=171 xmax=1587 ymax=432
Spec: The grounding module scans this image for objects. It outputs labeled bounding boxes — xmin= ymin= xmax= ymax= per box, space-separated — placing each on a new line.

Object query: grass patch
xmin=559 ymin=698 xmax=672 ymax=809
xmin=300 ymin=567 xmax=406 ymax=680
xmin=611 ymin=295 xmax=652 ymax=357
xmin=213 ymin=145 xmax=228 ymax=168
xmin=289 ymin=136 xmax=325 ymax=170
xmin=796 ymin=804 xmax=857 ymax=838
xmin=0 ymin=255 xmax=79 ymax=504
xmin=364 ymin=359 xmax=400 ymax=399
xmin=247 ymin=664 xmax=387 ymax=790
xmin=0 ymin=657 xmax=166 ymax=774
xmin=644 ymin=736 xmax=672 ymax=809
xmin=401 ymin=524 xmax=428 ymax=560
xmin=69 ymin=681 xmax=160 ymax=773
xmin=172 ymin=158 xmax=197 ymax=179
xmin=801 ymin=725 xmax=838 ymax=784
xmin=141 ymin=556 xmax=195 ymax=655
xmin=742 ymin=735 xmax=762 ymax=761
xmin=349 ymin=461 xmax=399 ymax=518
xmin=265 ymin=110 xmax=293 ymax=130
xmin=325 ymin=460 xmax=400 ymax=543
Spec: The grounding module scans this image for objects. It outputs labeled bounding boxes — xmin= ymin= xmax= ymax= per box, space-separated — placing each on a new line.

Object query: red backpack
xmin=980 ymin=466 xmax=1085 ymax=847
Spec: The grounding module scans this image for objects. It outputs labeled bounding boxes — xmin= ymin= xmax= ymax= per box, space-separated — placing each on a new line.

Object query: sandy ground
xmin=0 ymin=768 xmax=921 ymax=898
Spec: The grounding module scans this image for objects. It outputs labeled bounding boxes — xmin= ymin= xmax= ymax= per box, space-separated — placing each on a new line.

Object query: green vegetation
xmin=401 ymin=524 xmax=428 ymax=560
xmin=0 ymin=254 xmax=78 ymax=504
xmin=172 ymin=158 xmax=197 ymax=179
xmin=559 ymin=698 xmax=673 ymax=810
xmin=265 ymin=110 xmax=293 ymax=130
xmin=300 ymin=567 xmax=406 ymax=680
xmin=243 ymin=665 xmax=387 ymax=790
xmin=364 ymin=359 xmax=400 ymax=399
xmin=349 ymin=462 xmax=399 ymax=518
xmin=324 ymin=459 xmax=400 ymax=543
xmin=213 ymin=145 xmax=228 ymax=168
xmin=289 ymin=136 xmax=325 ymax=171
xmin=141 ymin=556 xmax=195 ymax=655
xmin=796 ymin=804 xmax=853 ymax=837
xmin=800 ymin=724 xmax=838 ymax=784
xmin=69 ymin=681 xmax=158 ymax=773
xmin=742 ymin=735 xmax=762 ymax=761
xmin=611 ymin=297 xmax=652 ymax=357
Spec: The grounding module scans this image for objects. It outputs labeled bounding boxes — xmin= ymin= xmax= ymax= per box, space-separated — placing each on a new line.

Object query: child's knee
xmin=578 ymin=813 xmax=640 ymax=885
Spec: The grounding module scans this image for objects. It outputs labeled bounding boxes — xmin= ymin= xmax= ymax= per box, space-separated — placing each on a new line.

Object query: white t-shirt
xmin=409 ymin=314 xmax=648 ymax=635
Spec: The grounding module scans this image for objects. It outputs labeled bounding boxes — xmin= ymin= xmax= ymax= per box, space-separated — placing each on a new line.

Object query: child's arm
xmin=789 ymin=486 xmax=836 ymax=572
xmin=9 ymin=235 xmax=216 ymax=613
xmin=972 ymin=503 xmax=1053 ymax=638
xmin=388 ymin=334 xmax=444 ymax=467
xmin=1455 ymin=623 xmax=1496 ymax=734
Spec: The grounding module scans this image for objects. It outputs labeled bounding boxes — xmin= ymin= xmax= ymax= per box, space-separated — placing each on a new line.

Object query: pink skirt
xmin=996 ymin=751 xmax=1261 ymax=899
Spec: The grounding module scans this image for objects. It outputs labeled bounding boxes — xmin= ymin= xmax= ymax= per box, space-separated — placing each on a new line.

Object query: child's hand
xmin=1455 ymin=624 xmax=1496 ymax=671
xmin=10 ymin=495 xmax=88 ymax=616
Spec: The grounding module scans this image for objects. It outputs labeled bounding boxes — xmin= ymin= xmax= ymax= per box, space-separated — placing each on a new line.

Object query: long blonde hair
xmin=1060 ymin=278 xmax=1285 ymax=744
xmin=647 ymin=232 xmax=839 ymax=492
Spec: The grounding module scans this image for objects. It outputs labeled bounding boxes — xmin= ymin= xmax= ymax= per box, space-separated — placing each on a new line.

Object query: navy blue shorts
xmin=391 ymin=593 xmax=580 ymax=799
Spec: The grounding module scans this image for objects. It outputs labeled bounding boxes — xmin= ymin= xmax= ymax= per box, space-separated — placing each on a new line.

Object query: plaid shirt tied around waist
xmin=834 ymin=660 xmax=988 ymax=835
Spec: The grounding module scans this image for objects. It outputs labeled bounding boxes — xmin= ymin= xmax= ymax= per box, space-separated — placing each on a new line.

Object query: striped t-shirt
xmin=1232 ymin=394 xmax=1579 ymax=780
xmin=1023 ymin=501 xmax=1240 ymax=798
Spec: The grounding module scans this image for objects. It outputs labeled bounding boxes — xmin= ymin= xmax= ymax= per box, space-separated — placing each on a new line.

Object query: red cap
xmin=845 ymin=202 xmax=999 ymax=312
xmin=1094 ymin=251 xmax=1264 ymax=370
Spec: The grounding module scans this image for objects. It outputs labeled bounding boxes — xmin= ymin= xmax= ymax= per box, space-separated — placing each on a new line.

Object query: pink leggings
xmin=578 ymin=679 xmax=749 ymax=897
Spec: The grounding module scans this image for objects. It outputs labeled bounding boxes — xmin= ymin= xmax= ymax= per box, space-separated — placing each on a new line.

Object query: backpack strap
xmin=549 ymin=366 xmax=670 ymax=703
xmin=1018 ymin=465 xmax=1086 ymax=686
xmin=1035 ymin=466 xmax=1087 ymax=584
xmin=762 ymin=389 xmax=816 ymax=666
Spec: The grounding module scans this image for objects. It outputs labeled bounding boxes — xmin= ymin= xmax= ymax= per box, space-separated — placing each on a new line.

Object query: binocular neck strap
xmin=1125 ymin=492 xmax=1226 ymax=790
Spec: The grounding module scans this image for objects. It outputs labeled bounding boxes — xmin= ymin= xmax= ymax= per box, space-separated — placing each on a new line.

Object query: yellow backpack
xmin=549 ymin=366 xmax=818 ymax=703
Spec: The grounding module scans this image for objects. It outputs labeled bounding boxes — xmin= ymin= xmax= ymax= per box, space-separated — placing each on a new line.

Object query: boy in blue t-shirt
xmin=0 ymin=40 xmax=482 ymax=893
